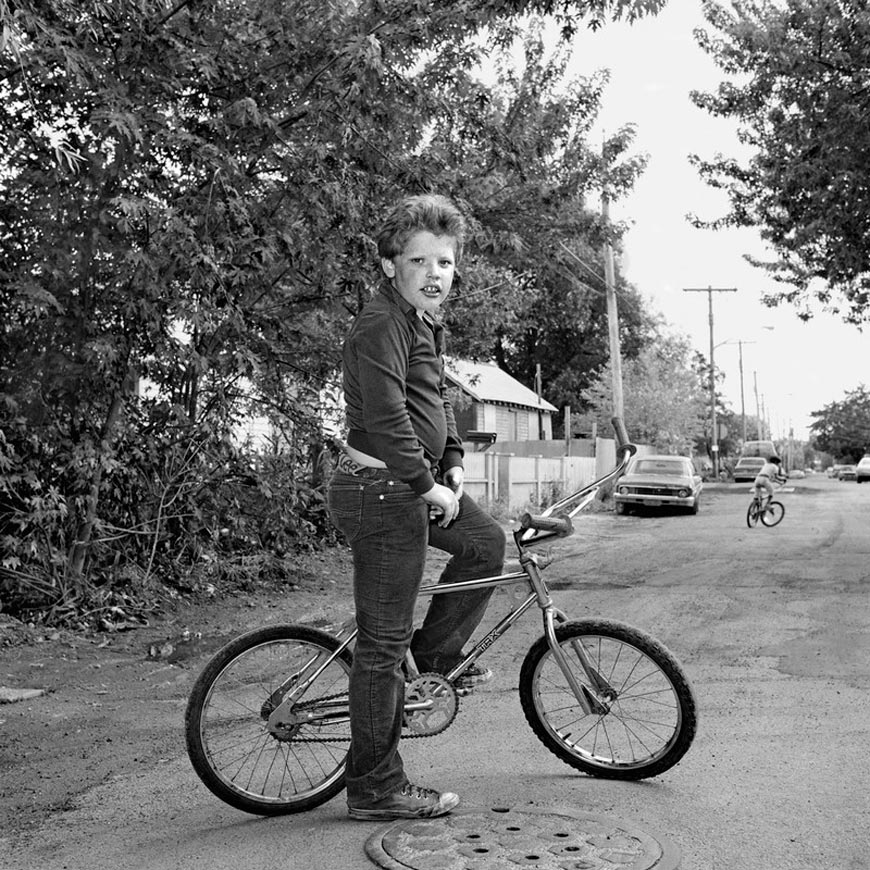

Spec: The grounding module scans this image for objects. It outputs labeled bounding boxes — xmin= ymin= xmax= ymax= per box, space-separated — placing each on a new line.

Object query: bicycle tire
xmin=519 ymin=619 xmax=697 ymax=780
xmin=746 ymin=500 xmax=760 ymax=528
xmin=185 ymin=624 xmax=352 ymax=815
xmin=760 ymin=500 xmax=785 ymax=527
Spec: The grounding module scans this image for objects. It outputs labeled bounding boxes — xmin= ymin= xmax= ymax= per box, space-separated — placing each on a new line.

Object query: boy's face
xmin=381 ymin=230 xmax=457 ymax=315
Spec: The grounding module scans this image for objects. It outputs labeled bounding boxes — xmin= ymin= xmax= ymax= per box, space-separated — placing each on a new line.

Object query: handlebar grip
xmin=519 ymin=512 xmax=573 ymax=537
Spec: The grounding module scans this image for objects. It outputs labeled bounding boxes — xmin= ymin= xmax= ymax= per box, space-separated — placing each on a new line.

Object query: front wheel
xmin=519 ymin=619 xmax=697 ymax=780
xmin=760 ymin=500 xmax=785 ymax=527
xmin=746 ymin=500 xmax=760 ymax=528
xmin=185 ymin=625 xmax=352 ymax=815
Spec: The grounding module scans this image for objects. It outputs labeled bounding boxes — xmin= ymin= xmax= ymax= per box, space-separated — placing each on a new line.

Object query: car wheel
xmin=615 ymin=502 xmax=626 ymax=515
xmin=689 ymin=499 xmax=699 ymax=515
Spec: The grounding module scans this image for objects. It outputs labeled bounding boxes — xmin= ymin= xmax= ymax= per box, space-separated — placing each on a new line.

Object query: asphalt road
xmin=2 ymin=474 xmax=868 ymax=870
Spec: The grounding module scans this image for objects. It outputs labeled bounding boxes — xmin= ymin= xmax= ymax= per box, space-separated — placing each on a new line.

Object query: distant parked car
xmin=857 ymin=457 xmax=870 ymax=484
xmin=838 ymin=465 xmax=858 ymax=481
xmin=829 ymin=464 xmax=850 ymax=479
xmin=788 ymin=469 xmax=805 ymax=479
xmin=733 ymin=456 xmax=766 ymax=482
xmin=614 ymin=455 xmax=703 ymax=515
xmin=740 ymin=440 xmax=778 ymax=458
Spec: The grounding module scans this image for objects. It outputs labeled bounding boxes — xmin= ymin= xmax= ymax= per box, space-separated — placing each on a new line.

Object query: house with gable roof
xmin=444 ymin=358 xmax=558 ymax=443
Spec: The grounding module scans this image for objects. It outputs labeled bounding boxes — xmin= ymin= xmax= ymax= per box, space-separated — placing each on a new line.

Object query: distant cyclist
xmin=753 ymin=456 xmax=787 ymax=512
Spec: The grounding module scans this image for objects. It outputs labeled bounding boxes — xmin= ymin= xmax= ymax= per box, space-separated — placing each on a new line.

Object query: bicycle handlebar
xmin=611 ymin=415 xmax=633 ymax=454
xmin=515 ymin=416 xmax=637 ymax=548
xmin=518 ymin=512 xmax=574 ymax=537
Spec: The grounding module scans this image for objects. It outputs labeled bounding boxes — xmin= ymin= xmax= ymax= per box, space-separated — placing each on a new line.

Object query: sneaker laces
xmin=402 ymin=783 xmax=438 ymax=801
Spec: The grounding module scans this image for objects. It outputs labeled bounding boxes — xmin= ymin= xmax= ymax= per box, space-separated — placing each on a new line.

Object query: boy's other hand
xmin=423 ymin=482 xmax=460 ymax=527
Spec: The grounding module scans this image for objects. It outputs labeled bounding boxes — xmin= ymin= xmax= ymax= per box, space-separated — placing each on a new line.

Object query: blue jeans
xmin=327 ymin=469 xmax=505 ymax=805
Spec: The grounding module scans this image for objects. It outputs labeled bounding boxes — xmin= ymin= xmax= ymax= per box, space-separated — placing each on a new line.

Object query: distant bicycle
xmin=746 ymin=488 xmax=785 ymax=528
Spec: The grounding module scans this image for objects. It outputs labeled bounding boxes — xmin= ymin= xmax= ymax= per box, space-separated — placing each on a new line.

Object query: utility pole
xmin=684 ymin=286 xmax=737 ymax=479
xmin=734 ymin=339 xmax=758 ymax=444
xmin=737 ymin=340 xmax=747 ymax=444
xmin=602 ymin=193 xmax=624 ymax=422
xmin=534 ymin=363 xmax=544 ymax=440
xmin=753 ymin=371 xmax=761 ymax=439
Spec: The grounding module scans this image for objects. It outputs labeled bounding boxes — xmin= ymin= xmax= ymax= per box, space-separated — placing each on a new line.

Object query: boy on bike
xmin=328 ymin=194 xmax=505 ymax=822
xmin=754 ymin=455 xmax=787 ymax=512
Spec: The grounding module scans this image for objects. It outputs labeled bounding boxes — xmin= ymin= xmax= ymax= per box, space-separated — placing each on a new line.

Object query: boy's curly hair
xmin=376 ymin=194 xmax=466 ymax=263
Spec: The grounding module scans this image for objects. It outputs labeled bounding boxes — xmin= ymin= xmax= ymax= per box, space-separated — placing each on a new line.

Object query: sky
xmin=560 ymin=2 xmax=868 ymax=442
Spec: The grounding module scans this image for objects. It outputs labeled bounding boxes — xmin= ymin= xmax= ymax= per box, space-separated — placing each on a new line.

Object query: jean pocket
xmin=328 ymin=481 xmax=364 ymax=542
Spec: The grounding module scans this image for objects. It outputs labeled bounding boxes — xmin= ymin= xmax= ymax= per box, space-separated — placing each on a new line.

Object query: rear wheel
xmin=519 ymin=619 xmax=697 ymax=780
xmin=760 ymin=500 xmax=785 ymax=527
xmin=185 ymin=625 xmax=351 ymax=815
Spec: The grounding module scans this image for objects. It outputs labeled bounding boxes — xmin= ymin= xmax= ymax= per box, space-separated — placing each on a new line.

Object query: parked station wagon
xmin=614 ymin=455 xmax=703 ymax=515
xmin=733 ymin=456 xmax=766 ymax=482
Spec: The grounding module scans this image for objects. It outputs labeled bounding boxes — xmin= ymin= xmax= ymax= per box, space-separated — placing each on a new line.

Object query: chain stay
xmin=272 ymin=673 xmax=459 ymax=743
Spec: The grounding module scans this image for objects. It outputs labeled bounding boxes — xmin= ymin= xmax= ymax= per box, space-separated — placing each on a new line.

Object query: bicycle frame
xmin=752 ymin=482 xmax=784 ymax=512
xmin=266 ymin=432 xmax=637 ymax=732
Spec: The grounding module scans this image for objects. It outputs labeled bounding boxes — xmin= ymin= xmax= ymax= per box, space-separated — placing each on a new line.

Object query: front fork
xmin=523 ymin=552 xmax=613 ymax=716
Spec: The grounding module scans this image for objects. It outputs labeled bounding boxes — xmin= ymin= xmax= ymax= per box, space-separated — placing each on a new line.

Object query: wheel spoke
xmin=520 ymin=621 xmax=695 ymax=778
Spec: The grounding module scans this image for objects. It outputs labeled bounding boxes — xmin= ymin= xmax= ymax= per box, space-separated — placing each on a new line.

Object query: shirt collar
xmin=378 ymin=280 xmax=416 ymax=320
xmin=378 ymin=279 xmax=440 ymax=328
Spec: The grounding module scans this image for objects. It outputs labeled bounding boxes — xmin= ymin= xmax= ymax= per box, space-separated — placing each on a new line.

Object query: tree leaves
xmin=809 ymin=385 xmax=870 ymax=462
xmin=690 ymin=0 xmax=870 ymax=322
xmin=1 ymin=0 xmax=663 ymax=616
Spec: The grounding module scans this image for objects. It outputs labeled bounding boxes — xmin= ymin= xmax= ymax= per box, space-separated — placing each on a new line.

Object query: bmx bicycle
xmin=185 ymin=419 xmax=698 ymax=816
xmin=746 ymin=486 xmax=785 ymax=528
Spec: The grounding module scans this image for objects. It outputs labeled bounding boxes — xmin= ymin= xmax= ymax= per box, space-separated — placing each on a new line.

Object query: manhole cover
xmin=365 ymin=806 xmax=680 ymax=870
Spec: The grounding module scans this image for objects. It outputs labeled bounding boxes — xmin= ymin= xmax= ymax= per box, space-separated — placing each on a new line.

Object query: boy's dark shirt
xmin=343 ymin=281 xmax=464 ymax=495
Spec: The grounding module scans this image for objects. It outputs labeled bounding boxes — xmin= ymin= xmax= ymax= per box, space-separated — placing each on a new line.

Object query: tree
xmin=431 ymin=23 xmax=654 ymax=410
xmin=689 ymin=349 xmax=743 ymax=465
xmin=690 ymin=0 xmax=870 ymax=323
xmin=0 ymin=0 xmax=664 ymax=619
xmin=809 ymin=386 xmax=870 ymax=462
xmin=580 ymin=329 xmax=707 ymax=453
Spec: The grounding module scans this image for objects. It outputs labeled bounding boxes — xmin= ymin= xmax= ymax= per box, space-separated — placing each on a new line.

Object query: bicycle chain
xmin=270 ymin=674 xmax=459 ymax=743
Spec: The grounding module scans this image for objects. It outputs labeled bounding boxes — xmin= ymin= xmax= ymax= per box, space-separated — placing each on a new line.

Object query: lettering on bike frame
xmin=475 ymin=624 xmax=506 ymax=654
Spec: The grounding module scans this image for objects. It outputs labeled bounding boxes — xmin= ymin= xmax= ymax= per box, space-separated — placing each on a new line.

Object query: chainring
xmin=402 ymin=673 xmax=459 ymax=738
